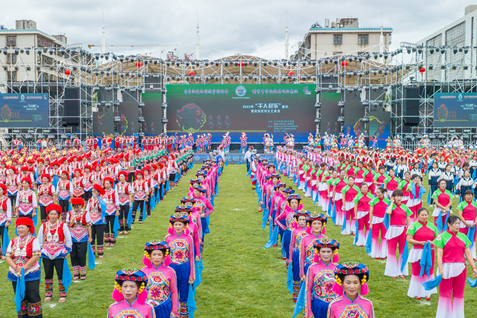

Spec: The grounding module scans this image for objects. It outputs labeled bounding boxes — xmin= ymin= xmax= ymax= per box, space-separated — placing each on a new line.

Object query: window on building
xmin=6 ymin=36 xmax=16 ymax=47
xmin=333 ymin=52 xmax=343 ymax=56
xmin=7 ymin=71 xmax=17 ymax=82
xmin=358 ymin=34 xmax=369 ymax=45
xmin=6 ymin=53 xmax=17 ymax=64
xmin=333 ymin=34 xmax=342 ymax=45
xmin=42 ymin=55 xmax=53 ymax=65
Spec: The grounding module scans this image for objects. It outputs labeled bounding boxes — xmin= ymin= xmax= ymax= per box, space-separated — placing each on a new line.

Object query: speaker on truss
xmin=403 ymin=86 xmax=419 ymax=126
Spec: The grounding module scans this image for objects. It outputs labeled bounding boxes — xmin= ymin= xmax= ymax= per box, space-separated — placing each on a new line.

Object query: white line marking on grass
xmin=418 ymin=300 xmax=431 ymax=306
xmin=49 ymin=304 xmax=57 ymax=308
xmin=232 ymin=208 xmax=244 ymax=211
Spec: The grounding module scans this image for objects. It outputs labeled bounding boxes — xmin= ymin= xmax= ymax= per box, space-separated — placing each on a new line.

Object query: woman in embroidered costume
xmin=433 ymin=215 xmax=477 ymax=318
xmin=327 ymin=262 xmax=374 ymax=318
xmin=132 ymin=170 xmax=149 ymax=223
xmin=288 ymin=210 xmax=310 ymax=302
xmin=0 ymin=183 xmax=12 ymax=259
xmin=115 ymin=171 xmax=134 ymax=235
xmin=191 ymin=186 xmax=214 ymax=244
xmin=368 ymin=187 xmax=389 ymax=259
xmin=108 ymin=268 xmax=155 ymax=318
xmin=299 ymin=212 xmax=328 ymax=279
xmin=102 ymin=177 xmax=119 ymax=247
xmin=384 ymin=189 xmax=411 ymax=279
xmin=37 ymin=174 xmax=56 ymax=223
xmin=176 ymin=206 xmax=201 ymax=260
xmin=37 ymin=204 xmax=72 ymax=302
xmin=6 ymin=217 xmax=43 ymax=318
xmin=15 ymin=178 xmax=37 ymax=219
xmin=66 ymin=197 xmax=92 ymax=280
xmin=304 ymin=238 xmax=340 ymax=318
xmin=406 ymin=207 xmax=438 ymax=301
xmin=56 ymin=170 xmax=72 ymax=220
xmin=274 ymin=189 xmax=300 ymax=254
xmin=141 ymin=241 xmax=179 ymax=318
xmin=164 ymin=214 xmax=195 ymax=317
xmin=86 ymin=185 xmax=106 ymax=258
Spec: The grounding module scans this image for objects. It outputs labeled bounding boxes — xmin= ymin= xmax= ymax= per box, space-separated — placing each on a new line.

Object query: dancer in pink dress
xmin=327 ymin=262 xmax=374 ymax=318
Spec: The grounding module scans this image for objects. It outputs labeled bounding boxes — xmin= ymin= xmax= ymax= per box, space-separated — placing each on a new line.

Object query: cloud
xmin=0 ymin=0 xmax=472 ymax=59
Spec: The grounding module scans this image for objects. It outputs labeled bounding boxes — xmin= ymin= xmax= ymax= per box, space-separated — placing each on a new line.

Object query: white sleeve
xmin=63 ymin=223 xmax=72 ymax=250
xmin=37 ymin=225 xmax=44 ymax=246
xmin=15 ymin=193 xmax=20 ymax=207
xmin=6 ymin=199 xmax=12 ymax=220
xmin=32 ymin=238 xmax=41 ymax=252
xmin=32 ymin=192 xmax=37 ymax=207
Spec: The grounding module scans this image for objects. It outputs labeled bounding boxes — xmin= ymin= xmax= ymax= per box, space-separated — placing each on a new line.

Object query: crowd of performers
xmin=246 ymin=144 xmax=477 ymax=318
xmin=0 ymin=136 xmax=229 ymax=317
xmin=107 ymin=153 xmax=224 ymax=318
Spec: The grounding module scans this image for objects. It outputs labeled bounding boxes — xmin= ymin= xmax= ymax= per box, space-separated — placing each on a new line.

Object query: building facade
xmin=293 ymin=18 xmax=392 ymax=60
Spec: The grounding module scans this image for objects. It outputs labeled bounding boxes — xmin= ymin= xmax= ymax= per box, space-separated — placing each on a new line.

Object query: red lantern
xmin=287 ymin=71 xmax=295 ymax=76
xmin=419 ymin=67 xmax=426 ymax=73
xmin=188 ymin=71 xmax=196 ymax=76
xmin=64 ymin=70 xmax=72 ymax=76
xmin=135 ymin=61 xmax=143 ymax=68
xmin=341 ymin=61 xmax=348 ymax=67
xmin=238 ymin=61 xmax=245 ymax=67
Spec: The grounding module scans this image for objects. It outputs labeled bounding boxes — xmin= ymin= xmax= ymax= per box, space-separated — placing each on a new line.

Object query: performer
xmin=115 ymin=172 xmax=133 ymax=235
xmin=107 ymin=268 xmax=155 ymax=318
xmin=433 ymin=215 xmax=477 ymax=318
xmin=456 ymin=190 xmax=477 ymax=259
xmin=353 ymin=183 xmax=373 ymax=247
xmin=86 ymin=185 xmax=106 ymax=258
xmin=406 ymin=207 xmax=438 ymax=300
xmin=304 ymin=238 xmax=339 ymax=318
xmin=328 ymin=262 xmax=374 ymax=318
xmin=67 ymin=198 xmax=92 ymax=280
xmin=102 ymin=177 xmax=119 ymax=247
xmin=384 ymin=189 xmax=411 ymax=279
xmin=299 ymin=212 xmax=327 ymax=278
xmin=37 ymin=174 xmax=56 ymax=223
xmin=368 ymin=187 xmax=389 ymax=259
xmin=15 ymin=178 xmax=37 ymax=219
xmin=288 ymin=210 xmax=310 ymax=302
xmin=164 ymin=214 xmax=195 ymax=317
xmin=431 ymin=180 xmax=453 ymax=230
xmin=141 ymin=241 xmax=179 ymax=318
xmin=37 ymin=204 xmax=72 ymax=302
xmin=6 ymin=217 xmax=43 ymax=318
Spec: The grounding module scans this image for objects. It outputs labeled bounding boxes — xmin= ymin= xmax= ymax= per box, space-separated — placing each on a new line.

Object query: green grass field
xmin=0 ymin=164 xmax=476 ymax=317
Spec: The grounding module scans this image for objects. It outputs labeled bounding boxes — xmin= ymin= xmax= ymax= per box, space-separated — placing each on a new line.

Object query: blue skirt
xmin=292 ymin=250 xmax=300 ymax=281
xmin=282 ymin=229 xmax=292 ymax=260
xmin=312 ymin=298 xmax=330 ymax=318
xmin=169 ymin=262 xmax=190 ymax=303
xmin=154 ymin=298 xmax=172 ymax=318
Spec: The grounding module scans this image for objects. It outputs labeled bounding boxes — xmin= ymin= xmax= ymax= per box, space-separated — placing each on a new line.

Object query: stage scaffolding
xmin=2 ymin=45 xmax=477 ymax=146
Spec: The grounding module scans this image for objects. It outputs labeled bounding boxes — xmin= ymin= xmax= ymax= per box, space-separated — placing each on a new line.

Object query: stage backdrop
xmin=0 ymin=93 xmax=49 ymax=127
xmin=93 ymin=112 xmax=115 ymax=135
xmin=141 ymin=93 xmax=163 ymax=135
xmin=343 ymin=90 xmax=390 ymax=148
xmin=321 ymin=92 xmax=341 ymax=134
xmin=118 ymin=102 xmax=138 ymax=135
xmin=434 ymin=93 xmax=477 ymax=128
xmin=166 ymin=84 xmax=316 ymax=142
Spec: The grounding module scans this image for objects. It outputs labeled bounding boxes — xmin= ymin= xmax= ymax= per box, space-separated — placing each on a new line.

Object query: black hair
xmin=119 ymin=280 xmax=143 ymax=289
xmin=376 ymin=187 xmax=385 ymax=195
xmin=447 ymin=215 xmax=460 ymax=225
xmin=392 ymin=189 xmax=403 ymax=197
xmin=411 ymin=174 xmax=420 ymax=180
xmin=417 ymin=207 xmax=428 ymax=216
xmin=465 ymin=190 xmax=474 ymax=196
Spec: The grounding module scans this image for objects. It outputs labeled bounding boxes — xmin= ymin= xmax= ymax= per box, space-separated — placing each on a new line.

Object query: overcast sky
xmin=0 ymin=0 xmax=473 ymax=59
